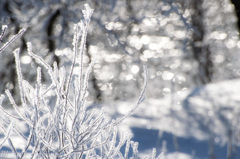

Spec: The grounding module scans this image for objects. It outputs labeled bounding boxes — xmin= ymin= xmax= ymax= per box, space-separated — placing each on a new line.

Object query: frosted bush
xmin=0 ymin=4 xmax=164 ymax=159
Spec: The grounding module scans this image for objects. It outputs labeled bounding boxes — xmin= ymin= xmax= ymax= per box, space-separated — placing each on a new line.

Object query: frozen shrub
xmin=0 ymin=4 xmax=164 ymax=159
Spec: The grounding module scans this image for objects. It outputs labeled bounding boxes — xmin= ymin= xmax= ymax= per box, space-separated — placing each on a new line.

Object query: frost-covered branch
xmin=0 ymin=28 xmax=26 ymax=54
xmin=0 ymin=4 xmax=163 ymax=159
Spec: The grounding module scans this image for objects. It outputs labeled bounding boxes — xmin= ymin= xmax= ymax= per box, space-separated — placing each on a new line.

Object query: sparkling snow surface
xmin=105 ymin=79 xmax=240 ymax=158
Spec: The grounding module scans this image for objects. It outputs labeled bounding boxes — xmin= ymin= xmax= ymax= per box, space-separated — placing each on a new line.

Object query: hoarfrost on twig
xmin=0 ymin=4 xmax=164 ymax=159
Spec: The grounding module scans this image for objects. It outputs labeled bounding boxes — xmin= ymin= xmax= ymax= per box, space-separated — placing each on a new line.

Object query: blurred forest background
xmin=0 ymin=0 xmax=240 ymax=104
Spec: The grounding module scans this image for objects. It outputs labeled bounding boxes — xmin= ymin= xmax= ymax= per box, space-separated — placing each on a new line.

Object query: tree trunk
xmin=230 ymin=0 xmax=240 ymax=32
xmin=191 ymin=0 xmax=213 ymax=85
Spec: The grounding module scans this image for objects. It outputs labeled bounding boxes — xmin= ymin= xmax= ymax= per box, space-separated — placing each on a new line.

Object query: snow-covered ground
xmin=104 ymin=79 xmax=240 ymax=158
xmin=1 ymin=79 xmax=240 ymax=158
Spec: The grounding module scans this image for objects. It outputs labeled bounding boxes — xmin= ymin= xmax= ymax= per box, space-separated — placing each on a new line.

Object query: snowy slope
xmin=106 ymin=79 xmax=240 ymax=158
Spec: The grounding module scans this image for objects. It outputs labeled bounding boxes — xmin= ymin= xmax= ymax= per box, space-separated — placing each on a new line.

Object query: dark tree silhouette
xmin=191 ymin=0 xmax=213 ymax=85
xmin=46 ymin=9 xmax=60 ymax=64
xmin=230 ymin=0 xmax=240 ymax=32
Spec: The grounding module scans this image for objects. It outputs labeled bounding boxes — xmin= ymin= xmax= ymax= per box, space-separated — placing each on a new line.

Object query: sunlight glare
xmin=104 ymin=54 xmax=122 ymax=62
xmin=162 ymin=87 xmax=171 ymax=95
xmin=105 ymin=22 xmax=114 ymax=30
xmin=21 ymin=55 xmax=32 ymax=64
xmin=141 ymin=35 xmax=150 ymax=45
xmin=237 ymin=41 xmax=240 ymax=48
xmin=89 ymin=45 xmax=98 ymax=54
xmin=143 ymin=50 xmax=155 ymax=58
xmin=149 ymin=43 xmax=159 ymax=50
xmin=131 ymin=65 xmax=139 ymax=74
xmin=162 ymin=71 xmax=174 ymax=80
xmin=126 ymin=74 xmax=133 ymax=80
xmin=143 ymin=18 xmax=155 ymax=27
xmin=214 ymin=55 xmax=224 ymax=63
xmin=175 ymin=30 xmax=185 ymax=39
xmin=105 ymin=22 xmax=124 ymax=30
xmin=210 ymin=31 xmax=227 ymax=40
xmin=55 ymin=48 xmax=72 ymax=56
xmin=225 ymin=39 xmax=236 ymax=48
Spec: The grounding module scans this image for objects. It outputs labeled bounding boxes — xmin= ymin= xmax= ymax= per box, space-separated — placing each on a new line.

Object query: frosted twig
xmin=12 ymin=126 xmax=28 ymax=142
xmin=157 ymin=152 xmax=165 ymax=159
xmin=65 ymin=24 xmax=79 ymax=98
xmin=77 ymin=109 xmax=105 ymax=142
xmin=62 ymin=24 xmax=81 ymax=134
xmin=58 ymin=144 xmax=71 ymax=154
xmin=20 ymin=127 xmax=34 ymax=159
xmin=151 ymin=148 xmax=156 ymax=159
xmin=111 ymin=133 xmax=127 ymax=158
xmin=37 ymin=67 xmax=42 ymax=86
xmin=78 ymin=4 xmax=93 ymax=103
xmin=5 ymin=90 xmax=33 ymax=126
xmin=30 ymin=140 xmax=39 ymax=159
xmin=72 ymin=59 xmax=97 ymax=131
xmin=8 ymin=134 xmax=20 ymax=159
xmin=0 ymin=105 xmax=23 ymax=121
xmin=59 ymin=67 xmax=66 ymax=92
xmin=124 ymin=135 xmax=131 ymax=159
xmin=0 ymin=25 xmax=8 ymax=43
xmin=0 ymin=94 xmax=4 ymax=106
xmin=86 ymin=127 xmax=107 ymax=158
xmin=42 ymin=84 xmax=55 ymax=96
xmin=22 ymin=80 xmax=36 ymax=107
xmin=107 ymin=127 xmax=117 ymax=157
xmin=55 ymin=126 xmax=77 ymax=144
xmin=131 ymin=141 xmax=139 ymax=158
xmin=0 ymin=28 xmax=26 ymax=54
xmin=62 ymin=138 xmax=109 ymax=158
xmin=13 ymin=48 xmax=26 ymax=105
xmin=0 ymin=123 xmax=12 ymax=149
xmin=27 ymin=43 xmax=52 ymax=74
xmin=0 ymin=116 xmax=28 ymax=143
xmin=111 ymin=66 xmax=148 ymax=127
xmin=81 ymin=109 xmax=96 ymax=128
xmin=27 ymin=42 xmax=65 ymax=102
xmin=80 ymin=58 xmax=97 ymax=104
xmin=27 ymin=42 xmax=58 ymax=88
xmin=36 ymin=133 xmax=56 ymax=152
xmin=34 ymin=67 xmax=42 ymax=122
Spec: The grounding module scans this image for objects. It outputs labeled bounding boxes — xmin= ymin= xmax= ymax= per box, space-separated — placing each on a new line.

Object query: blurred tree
xmin=230 ymin=0 xmax=240 ymax=32
xmin=190 ymin=0 xmax=213 ymax=85
xmin=0 ymin=0 xmax=240 ymax=104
